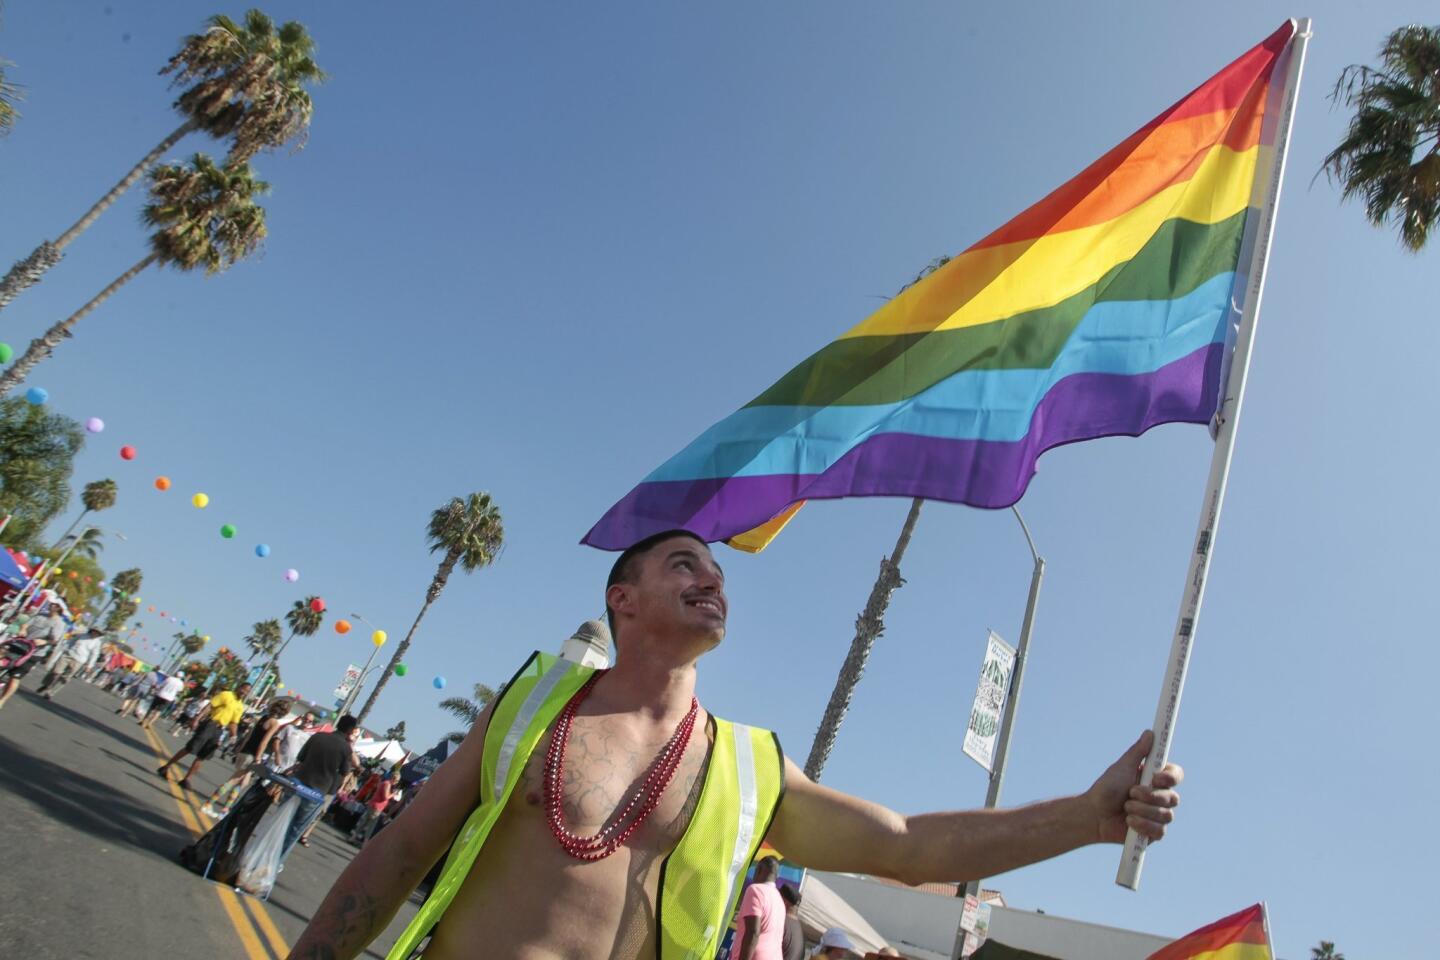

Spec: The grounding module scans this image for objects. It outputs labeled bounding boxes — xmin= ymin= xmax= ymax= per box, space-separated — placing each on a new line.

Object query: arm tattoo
xmin=290 ymin=891 xmax=382 ymax=960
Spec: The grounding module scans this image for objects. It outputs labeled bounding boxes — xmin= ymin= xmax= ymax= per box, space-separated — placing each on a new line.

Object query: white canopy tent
xmin=351 ymin=737 xmax=408 ymax=765
xmin=798 ymin=872 xmax=895 ymax=955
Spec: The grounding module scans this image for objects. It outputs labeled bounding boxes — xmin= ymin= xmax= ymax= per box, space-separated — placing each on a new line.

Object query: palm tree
xmin=0 ymin=154 xmax=268 ymax=396
xmin=244 ymin=618 xmax=282 ymax=662
xmin=1323 ymin=24 xmax=1440 ymax=250
xmin=57 ymin=526 xmax=106 ymax=561
xmin=0 ymin=59 xmax=21 ymax=136
xmin=170 ymin=631 xmax=206 ymax=671
xmin=102 ymin=598 xmax=139 ymax=634
xmin=803 ymin=255 xmax=953 ymax=780
xmin=439 ymin=682 xmax=498 ymax=744
xmin=1311 ymin=942 xmax=1345 ymax=960
xmin=93 ymin=565 xmax=141 ymax=622
xmin=0 ymin=397 xmax=85 ymax=551
xmin=110 ymin=567 xmax=143 ymax=598
xmin=208 ymin=646 xmax=247 ymax=691
xmin=383 ymin=721 xmax=407 ymax=745
xmin=49 ymin=478 xmax=119 ymax=551
xmin=255 ymin=596 xmax=324 ymax=698
xmin=357 ymin=493 xmax=505 ymax=723
xmin=0 ymin=9 xmax=323 ymax=313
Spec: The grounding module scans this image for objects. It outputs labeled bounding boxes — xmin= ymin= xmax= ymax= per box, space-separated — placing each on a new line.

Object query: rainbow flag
xmin=1147 ymin=904 xmax=1272 ymax=960
xmin=584 ymin=23 xmax=1298 ymax=553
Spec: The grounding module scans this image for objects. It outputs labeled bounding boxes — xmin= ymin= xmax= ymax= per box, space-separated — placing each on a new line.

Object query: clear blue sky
xmin=1 ymin=3 xmax=1431 ymax=956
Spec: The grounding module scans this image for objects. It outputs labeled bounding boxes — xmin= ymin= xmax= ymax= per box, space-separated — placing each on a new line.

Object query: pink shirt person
xmin=732 ymin=857 xmax=787 ymax=960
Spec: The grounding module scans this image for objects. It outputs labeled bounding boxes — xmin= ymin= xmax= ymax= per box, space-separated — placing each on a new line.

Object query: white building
xmin=809 ymin=871 xmax=1173 ymax=960
xmin=559 ymin=618 xmax=611 ymax=668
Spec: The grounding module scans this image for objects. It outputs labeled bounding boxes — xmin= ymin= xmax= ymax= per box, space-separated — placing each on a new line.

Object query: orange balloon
xmin=148 ymin=606 xmax=155 ymax=612
xmin=334 ymin=619 xmax=352 ymax=635
xmin=67 ymin=571 xmax=78 ymax=579
xmin=154 ymin=476 xmax=171 ymax=491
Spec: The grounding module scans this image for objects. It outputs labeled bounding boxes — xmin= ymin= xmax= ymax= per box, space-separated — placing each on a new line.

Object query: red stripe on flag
xmin=1146 ymin=904 xmax=1268 ymax=960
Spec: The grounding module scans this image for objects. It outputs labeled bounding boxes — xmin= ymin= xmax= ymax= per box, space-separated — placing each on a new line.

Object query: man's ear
xmin=605 ymin=582 xmax=632 ymax=622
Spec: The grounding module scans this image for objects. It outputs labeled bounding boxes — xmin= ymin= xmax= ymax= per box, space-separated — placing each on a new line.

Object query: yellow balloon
xmin=202 ymin=635 xmax=211 ymax=643
xmin=52 ymin=567 xmax=62 ymax=575
xmin=372 ymin=630 xmax=387 ymax=647
xmin=192 ymin=493 xmax=209 ymax=509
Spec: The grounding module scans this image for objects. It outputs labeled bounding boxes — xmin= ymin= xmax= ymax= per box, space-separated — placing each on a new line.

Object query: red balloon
xmin=310 ymin=597 xmax=326 ymax=613
xmin=119 ymin=445 xmax=137 ymax=461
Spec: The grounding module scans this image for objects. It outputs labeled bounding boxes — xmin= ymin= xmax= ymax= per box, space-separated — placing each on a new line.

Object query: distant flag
xmin=1146 ymin=904 xmax=1272 ymax=960
xmin=585 ymin=22 xmax=1298 ymax=552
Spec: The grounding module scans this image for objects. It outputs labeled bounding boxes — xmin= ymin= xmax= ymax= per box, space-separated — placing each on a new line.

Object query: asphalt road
xmin=0 ymin=676 xmax=422 ymax=960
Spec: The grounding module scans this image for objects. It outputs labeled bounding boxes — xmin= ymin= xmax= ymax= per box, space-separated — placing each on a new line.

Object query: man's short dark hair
xmin=604 ymin=529 xmax=710 ymax=642
xmin=336 ymin=714 xmax=358 ymax=734
xmin=779 ymin=884 xmax=801 ymax=907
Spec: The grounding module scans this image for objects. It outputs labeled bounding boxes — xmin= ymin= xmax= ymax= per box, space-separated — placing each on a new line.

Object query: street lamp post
xmin=338 ymin=612 xmax=386 ymax=717
xmin=952 ymin=507 xmax=1045 ymax=959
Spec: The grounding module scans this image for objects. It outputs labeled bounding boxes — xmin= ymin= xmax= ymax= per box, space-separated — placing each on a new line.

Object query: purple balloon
xmin=284 ymin=568 xmax=300 ymax=583
xmin=85 ymin=417 xmax=105 ymax=433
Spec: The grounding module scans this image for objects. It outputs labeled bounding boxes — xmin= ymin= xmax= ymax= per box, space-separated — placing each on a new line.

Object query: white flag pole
xmin=1116 ymin=18 xmax=1312 ymax=890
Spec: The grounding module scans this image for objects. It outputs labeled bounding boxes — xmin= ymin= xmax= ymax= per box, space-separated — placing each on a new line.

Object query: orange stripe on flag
xmin=1147 ymin=904 xmax=1269 ymax=960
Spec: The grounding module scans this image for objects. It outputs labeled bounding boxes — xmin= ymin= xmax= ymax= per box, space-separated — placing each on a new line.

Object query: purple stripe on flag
xmin=582 ymin=342 xmax=1224 ymax=549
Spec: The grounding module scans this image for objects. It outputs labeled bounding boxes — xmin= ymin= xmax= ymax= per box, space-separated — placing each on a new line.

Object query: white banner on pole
xmin=333 ymin=663 xmax=363 ymax=701
xmin=962 ymin=631 xmax=1016 ymax=773
xmin=958 ymin=896 xmax=992 ymax=956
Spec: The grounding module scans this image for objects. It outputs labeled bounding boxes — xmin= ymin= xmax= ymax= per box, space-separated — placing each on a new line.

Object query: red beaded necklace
xmin=543 ymin=670 xmax=699 ymax=861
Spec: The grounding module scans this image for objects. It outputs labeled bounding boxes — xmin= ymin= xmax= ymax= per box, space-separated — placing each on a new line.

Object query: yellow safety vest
xmin=387 ymin=651 xmax=785 ymax=960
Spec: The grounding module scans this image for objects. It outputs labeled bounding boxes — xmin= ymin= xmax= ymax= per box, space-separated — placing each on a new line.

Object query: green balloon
xmin=394 ymin=663 xmax=408 ymax=677
xmin=220 ymin=524 xmax=236 ymax=539
xmin=0 ymin=343 xmax=12 ymax=363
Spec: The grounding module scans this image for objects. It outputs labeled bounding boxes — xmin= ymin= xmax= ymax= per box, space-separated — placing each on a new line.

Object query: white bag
xmin=235 ymin=793 xmax=300 ymax=897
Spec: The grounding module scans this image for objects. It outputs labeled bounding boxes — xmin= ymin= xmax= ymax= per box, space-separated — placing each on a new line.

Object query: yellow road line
xmin=240 ymin=886 xmax=293 ymax=958
xmin=140 ymin=724 xmax=285 ymax=960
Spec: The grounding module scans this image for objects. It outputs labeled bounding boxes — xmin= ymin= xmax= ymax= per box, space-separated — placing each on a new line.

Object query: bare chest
xmin=511 ymin=712 xmax=713 ymax=853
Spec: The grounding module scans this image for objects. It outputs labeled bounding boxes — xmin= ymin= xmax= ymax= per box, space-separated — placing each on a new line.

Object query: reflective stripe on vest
xmin=384 ymin=652 xmax=784 ymax=960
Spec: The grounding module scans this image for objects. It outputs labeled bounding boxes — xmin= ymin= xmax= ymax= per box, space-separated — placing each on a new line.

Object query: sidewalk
xmin=0 ymin=678 xmax=421 ymax=960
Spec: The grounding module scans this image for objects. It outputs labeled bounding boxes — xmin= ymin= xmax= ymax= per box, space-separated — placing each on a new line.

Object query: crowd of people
xmin=0 ymin=601 xmax=423 ymax=900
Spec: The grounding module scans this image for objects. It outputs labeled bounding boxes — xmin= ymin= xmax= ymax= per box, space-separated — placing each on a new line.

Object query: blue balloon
xmin=255 ymin=544 xmax=271 ymax=558
xmin=432 ymin=676 xmax=447 ymax=690
xmin=25 ymin=387 xmax=48 ymax=405
xmin=180 ymin=619 xmax=187 ymax=626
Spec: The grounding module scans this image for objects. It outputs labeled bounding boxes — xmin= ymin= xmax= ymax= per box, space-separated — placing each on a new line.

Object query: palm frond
xmin=1323 ymin=24 xmax=1440 ymax=250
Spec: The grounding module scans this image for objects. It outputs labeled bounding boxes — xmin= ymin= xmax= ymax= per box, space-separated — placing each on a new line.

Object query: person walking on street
xmin=732 ymin=856 xmax=786 ymax=960
xmin=349 ymin=767 xmax=399 ymax=846
xmin=118 ymin=669 xmax=160 ymax=717
xmin=157 ymin=683 xmax=250 ymax=790
xmin=170 ymin=688 xmax=207 ymax=736
xmin=201 ymin=699 xmax=290 ymax=819
xmin=282 ymin=714 xmax=360 ymax=859
xmin=0 ymin=609 xmax=67 ymax=710
xmin=143 ymin=671 xmax=188 ymax=730
xmin=38 ymin=627 xmax=104 ymax=701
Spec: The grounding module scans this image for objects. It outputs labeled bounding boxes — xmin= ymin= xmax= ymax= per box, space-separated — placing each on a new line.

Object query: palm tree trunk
xmin=356 ymin=551 xmax=460 ymax=724
xmin=803 ymin=497 xmax=925 ymax=782
xmin=0 ymin=253 xmax=158 ymax=397
xmin=0 ymin=119 xmax=196 ymax=316
xmin=255 ymin=630 xmax=296 ymax=701
xmin=49 ymin=509 xmax=91 ymax=555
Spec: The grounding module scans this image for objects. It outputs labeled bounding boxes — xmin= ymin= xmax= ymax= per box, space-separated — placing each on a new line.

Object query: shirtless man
xmin=289 ymin=531 xmax=1184 ymax=960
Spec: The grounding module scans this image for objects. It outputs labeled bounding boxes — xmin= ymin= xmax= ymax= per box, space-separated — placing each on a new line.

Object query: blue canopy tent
xmin=0 ymin=549 xmax=30 ymax=590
